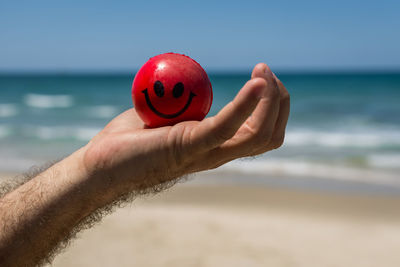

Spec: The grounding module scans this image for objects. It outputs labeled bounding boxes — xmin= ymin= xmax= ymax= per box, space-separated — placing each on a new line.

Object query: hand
xmin=82 ymin=63 xmax=290 ymax=197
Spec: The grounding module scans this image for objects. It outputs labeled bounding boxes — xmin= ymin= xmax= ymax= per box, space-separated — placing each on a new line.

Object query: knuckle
xmin=169 ymin=136 xmax=185 ymax=168
xmin=167 ymin=127 xmax=192 ymax=170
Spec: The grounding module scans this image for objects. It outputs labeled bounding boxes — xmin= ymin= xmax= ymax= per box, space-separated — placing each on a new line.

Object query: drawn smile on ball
xmin=142 ymin=80 xmax=196 ymax=119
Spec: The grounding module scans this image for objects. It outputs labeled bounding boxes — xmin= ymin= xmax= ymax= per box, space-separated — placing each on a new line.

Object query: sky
xmin=0 ymin=0 xmax=399 ymax=72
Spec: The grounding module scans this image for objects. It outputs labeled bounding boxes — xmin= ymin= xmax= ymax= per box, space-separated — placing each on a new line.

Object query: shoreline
xmin=187 ymin=170 xmax=400 ymax=196
xmin=4 ymin=168 xmax=400 ymax=196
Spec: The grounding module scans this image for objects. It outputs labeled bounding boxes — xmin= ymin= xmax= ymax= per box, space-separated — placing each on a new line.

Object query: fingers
xmin=267 ymin=74 xmax=290 ymax=150
xmin=217 ymin=63 xmax=281 ymax=156
xmin=190 ymin=78 xmax=266 ymax=151
xmin=250 ymin=66 xmax=290 ymax=153
xmin=187 ymin=63 xmax=290 ymax=173
xmin=247 ymin=63 xmax=280 ymax=137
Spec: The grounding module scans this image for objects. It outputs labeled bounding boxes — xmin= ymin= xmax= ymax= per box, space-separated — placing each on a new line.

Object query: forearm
xmin=0 ymin=146 xmax=115 ymax=266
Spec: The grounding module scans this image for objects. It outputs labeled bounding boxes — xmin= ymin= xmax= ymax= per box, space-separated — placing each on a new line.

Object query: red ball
xmin=132 ymin=53 xmax=213 ymax=128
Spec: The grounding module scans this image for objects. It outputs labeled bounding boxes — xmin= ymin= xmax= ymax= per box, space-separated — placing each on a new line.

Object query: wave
xmin=85 ymin=105 xmax=119 ymax=118
xmin=214 ymin=158 xmax=400 ymax=187
xmin=24 ymin=94 xmax=74 ymax=108
xmin=30 ymin=126 xmax=101 ymax=141
xmin=285 ymin=128 xmax=400 ymax=148
xmin=367 ymin=154 xmax=400 ymax=169
xmin=0 ymin=104 xmax=18 ymax=118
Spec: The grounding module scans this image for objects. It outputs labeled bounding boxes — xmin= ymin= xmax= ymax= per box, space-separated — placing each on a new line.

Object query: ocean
xmin=0 ymin=72 xmax=399 ymax=189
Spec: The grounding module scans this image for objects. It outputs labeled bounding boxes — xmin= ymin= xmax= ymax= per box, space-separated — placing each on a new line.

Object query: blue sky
xmin=0 ymin=0 xmax=399 ymax=72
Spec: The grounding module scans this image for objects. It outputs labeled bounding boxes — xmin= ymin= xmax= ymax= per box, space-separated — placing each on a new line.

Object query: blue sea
xmin=0 ymin=72 xmax=399 ymax=190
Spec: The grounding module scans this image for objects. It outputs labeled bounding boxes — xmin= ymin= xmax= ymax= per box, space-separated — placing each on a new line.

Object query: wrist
xmin=54 ymin=145 xmax=121 ymax=210
xmin=77 ymin=143 xmax=141 ymax=205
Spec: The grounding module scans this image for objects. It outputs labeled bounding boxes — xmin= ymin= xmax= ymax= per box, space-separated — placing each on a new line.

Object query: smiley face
xmin=132 ymin=53 xmax=213 ymax=128
xmin=141 ymin=81 xmax=196 ymax=119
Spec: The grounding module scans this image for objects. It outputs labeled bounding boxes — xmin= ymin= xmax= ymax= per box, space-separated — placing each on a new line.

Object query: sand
xmin=53 ymin=182 xmax=400 ymax=266
xmin=2 ymin=172 xmax=400 ymax=266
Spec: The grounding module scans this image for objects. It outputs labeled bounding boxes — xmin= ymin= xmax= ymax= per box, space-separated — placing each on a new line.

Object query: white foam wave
xmin=85 ymin=105 xmax=119 ymax=118
xmin=368 ymin=154 xmax=400 ymax=169
xmin=24 ymin=94 xmax=74 ymax=108
xmin=285 ymin=129 xmax=400 ymax=148
xmin=215 ymin=159 xmax=400 ymax=187
xmin=31 ymin=126 xmax=101 ymax=141
xmin=0 ymin=104 xmax=18 ymax=117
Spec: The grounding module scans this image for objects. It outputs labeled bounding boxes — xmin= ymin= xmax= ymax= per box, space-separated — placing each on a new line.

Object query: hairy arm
xmin=0 ymin=149 xmax=101 ymax=266
xmin=0 ymin=63 xmax=290 ymax=267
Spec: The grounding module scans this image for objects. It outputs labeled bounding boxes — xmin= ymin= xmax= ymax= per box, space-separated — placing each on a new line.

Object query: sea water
xmin=0 ymin=72 xmax=399 ymax=188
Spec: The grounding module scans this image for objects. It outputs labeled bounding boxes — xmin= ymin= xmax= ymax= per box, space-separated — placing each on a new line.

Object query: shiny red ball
xmin=132 ymin=53 xmax=213 ymax=128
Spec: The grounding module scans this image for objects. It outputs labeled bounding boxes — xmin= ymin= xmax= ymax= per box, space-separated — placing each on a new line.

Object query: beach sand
xmin=2 ymin=172 xmax=400 ymax=266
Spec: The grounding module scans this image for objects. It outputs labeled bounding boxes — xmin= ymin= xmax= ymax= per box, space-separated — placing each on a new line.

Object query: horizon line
xmin=0 ymin=67 xmax=400 ymax=76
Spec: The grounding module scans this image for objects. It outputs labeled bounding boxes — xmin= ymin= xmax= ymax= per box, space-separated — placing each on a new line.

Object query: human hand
xmin=82 ymin=63 xmax=290 ymax=197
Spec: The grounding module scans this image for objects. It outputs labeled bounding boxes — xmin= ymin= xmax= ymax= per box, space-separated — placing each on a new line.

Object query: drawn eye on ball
xmin=141 ymin=80 xmax=196 ymax=119
xmin=172 ymin=82 xmax=184 ymax=98
xmin=153 ymin=80 xmax=164 ymax=97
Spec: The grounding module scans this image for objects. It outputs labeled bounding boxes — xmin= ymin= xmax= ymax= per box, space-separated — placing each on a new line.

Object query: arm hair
xmin=0 ymin=161 xmax=187 ymax=267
